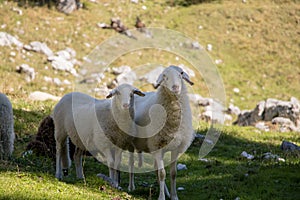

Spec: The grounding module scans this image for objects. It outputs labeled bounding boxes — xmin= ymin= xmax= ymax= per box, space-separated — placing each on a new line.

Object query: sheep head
xmin=106 ymin=83 xmax=145 ymax=109
xmin=154 ymin=65 xmax=194 ymax=94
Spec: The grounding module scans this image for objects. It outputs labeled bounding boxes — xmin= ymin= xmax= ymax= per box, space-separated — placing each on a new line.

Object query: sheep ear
xmin=154 ymin=74 xmax=164 ymax=89
xmin=133 ymin=89 xmax=145 ymax=97
xmin=181 ymin=72 xmax=194 ymax=86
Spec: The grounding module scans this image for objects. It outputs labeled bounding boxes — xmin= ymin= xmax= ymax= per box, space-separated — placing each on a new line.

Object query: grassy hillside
xmin=0 ymin=0 xmax=299 ymax=199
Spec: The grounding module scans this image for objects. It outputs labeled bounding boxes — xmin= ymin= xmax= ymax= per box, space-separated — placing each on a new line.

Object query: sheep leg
xmin=114 ymin=148 xmax=122 ymax=185
xmin=105 ymin=148 xmax=118 ymax=188
xmin=61 ymin=137 xmax=71 ymax=175
xmin=128 ymin=152 xmax=135 ymax=191
xmin=55 ymin=145 xmax=62 ymax=180
xmin=154 ymin=158 xmax=170 ymax=198
xmin=170 ymin=151 xmax=179 ymax=200
xmin=74 ymin=147 xmax=85 ymax=179
xmin=154 ymin=152 xmax=166 ymax=200
xmin=55 ymin=134 xmax=67 ymax=179
xmin=138 ymin=152 xmax=143 ymax=168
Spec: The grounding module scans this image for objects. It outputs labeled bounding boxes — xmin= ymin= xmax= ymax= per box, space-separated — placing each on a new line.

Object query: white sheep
xmin=0 ymin=93 xmax=15 ymax=160
xmin=53 ymin=83 xmax=145 ymax=188
xmin=133 ymin=65 xmax=195 ymax=200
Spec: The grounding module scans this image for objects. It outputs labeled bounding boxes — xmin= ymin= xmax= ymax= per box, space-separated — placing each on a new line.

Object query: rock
xmin=241 ymin=151 xmax=254 ymax=160
xmin=111 ymin=65 xmax=132 ymax=75
xmin=10 ymin=52 xmax=16 ymax=57
xmin=199 ymin=158 xmax=209 ymax=162
xmin=215 ymin=59 xmax=223 ymax=64
xmin=262 ymin=152 xmax=279 ymax=160
xmin=177 ymin=187 xmax=185 ymax=191
xmin=204 ymin=139 xmax=213 ymax=145
xmin=116 ymin=71 xmax=137 ymax=85
xmin=277 ymin=157 xmax=285 ymax=162
xmin=16 ymin=64 xmax=35 ymax=82
xmin=280 ymin=140 xmax=300 ymax=151
xmin=44 ymin=76 xmax=52 ymax=82
xmin=56 ymin=48 xmax=76 ymax=60
xmin=97 ymin=22 xmax=108 ymax=28
xmin=207 ymin=44 xmax=212 ymax=51
xmin=63 ymin=79 xmax=71 ymax=85
xmin=233 ymin=101 xmax=265 ymax=126
xmin=272 ymin=117 xmax=298 ymax=132
xmin=255 ymin=122 xmax=269 ymax=132
xmin=53 ymin=78 xmax=62 ymax=86
xmin=26 ymin=41 xmax=53 ymax=57
xmin=201 ymin=100 xmax=226 ymax=123
xmin=79 ymin=73 xmax=105 ymax=84
xmin=0 ymin=32 xmax=23 ymax=48
xmin=227 ymin=103 xmax=241 ymax=116
xmin=233 ymin=88 xmax=240 ymax=93
xmin=188 ymin=94 xmax=211 ymax=107
xmin=12 ymin=7 xmax=23 ymax=15
xmin=93 ymin=86 xmax=110 ymax=97
xmin=56 ymin=50 xmax=71 ymax=60
xmin=139 ymin=66 xmax=165 ymax=85
xmin=57 ymin=0 xmax=79 ymax=14
xmin=28 ymin=91 xmax=60 ymax=101
xmin=177 ymin=163 xmax=187 ymax=171
xmin=48 ymin=56 xmax=77 ymax=75
xmin=191 ymin=41 xmax=202 ymax=49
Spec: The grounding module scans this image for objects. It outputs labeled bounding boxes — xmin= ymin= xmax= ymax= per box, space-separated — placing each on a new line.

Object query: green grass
xmin=0 ymin=0 xmax=300 ymax=199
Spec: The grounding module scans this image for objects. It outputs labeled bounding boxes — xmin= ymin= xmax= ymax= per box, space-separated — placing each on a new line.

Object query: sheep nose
xmin=122 ymin=103 xmax=130 ymax=109
xmin=172 ymin=85 xmax=180 ymax=92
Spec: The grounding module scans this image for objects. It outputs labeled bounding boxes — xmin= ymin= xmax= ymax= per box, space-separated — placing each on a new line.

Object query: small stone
xmin=16 ymin=64 xmax=35 ymax=82
xmin=241 ymin=151 xmax=254 ymax=160
xmin=53 ymin=78 xmax=62 ymax=86
xmin=10 ymin=51 xmax=16 ymax=57
xmin=277 ymin=157 xmax=285 ymax=162
xmin=215 ymin=59 xmax=223 ymax=64
xmin=207 ymin=44 xmax=213 ymax=51
xmin=177 ymin=163 xmax=187 ymax=171
xmin=44 ymin=76 xmax=52 ymax=82
xmin=142 ymin=5 xmax=147 ymax=10
xmin=199 ymin=158 xmax=209 ymax=162
xmin=233 ymin=88 xmax=240 ymax=93
xmin=191 ymin=41 xmax=201 ymax=49
xmin=28 ymin=91 xmax=60 ymax=101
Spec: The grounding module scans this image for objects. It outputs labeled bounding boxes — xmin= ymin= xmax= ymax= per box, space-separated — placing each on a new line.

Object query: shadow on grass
xmin=1 ymin=123 xmax=299 ymax=199
xmin=167 ymin=0 xmax=221 ymax=7
xmin=14 ymin=0 xmax=56 ymax=8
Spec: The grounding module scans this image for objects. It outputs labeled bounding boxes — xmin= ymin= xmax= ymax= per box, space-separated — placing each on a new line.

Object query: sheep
xmin=133 ymin=65 xmax=195 ymax=200
xmin=53 ymin=83 xmax=145 ymax=189
xmin=26 ymin=115 xmax=56 ymax=162
xmin=0 ymin=93 xmax=15 ymax=160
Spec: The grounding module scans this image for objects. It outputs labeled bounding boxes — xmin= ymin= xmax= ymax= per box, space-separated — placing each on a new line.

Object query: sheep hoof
xmin=63 ymin=169 xmax=68 ymax=176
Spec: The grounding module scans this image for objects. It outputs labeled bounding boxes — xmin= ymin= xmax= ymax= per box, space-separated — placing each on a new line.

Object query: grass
xmin=0 ymin=0 xmax=300 ymax=199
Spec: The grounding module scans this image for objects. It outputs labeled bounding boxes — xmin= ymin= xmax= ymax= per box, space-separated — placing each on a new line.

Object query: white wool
xmin=53 ymin=84 xmax=144 ymax=191
xmin=0 ymin=93 xmax=15 ymax=160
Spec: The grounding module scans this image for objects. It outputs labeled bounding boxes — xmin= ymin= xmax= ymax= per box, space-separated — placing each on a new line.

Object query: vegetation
xmin=0 ymin=0 xmax=299 ymax=199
